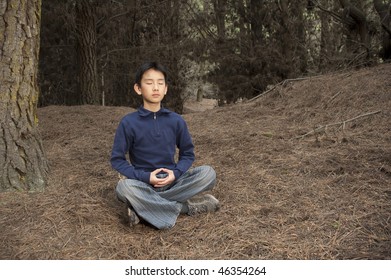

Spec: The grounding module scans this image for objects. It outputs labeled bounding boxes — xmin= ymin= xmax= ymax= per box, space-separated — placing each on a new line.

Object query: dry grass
xmin=1 ymin=63 xmax=390 ymax=260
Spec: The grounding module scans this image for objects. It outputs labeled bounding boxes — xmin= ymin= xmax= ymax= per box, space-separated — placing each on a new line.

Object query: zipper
xmin=153 ymin=112 xmax=160 ymax=136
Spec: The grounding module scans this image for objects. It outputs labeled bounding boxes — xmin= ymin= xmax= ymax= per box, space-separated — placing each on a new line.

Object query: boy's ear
xmin=134 ymin=84 xmax=142 ymax=95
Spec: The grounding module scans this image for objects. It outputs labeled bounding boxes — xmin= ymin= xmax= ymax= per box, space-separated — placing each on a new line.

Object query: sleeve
xmin=110 ymin=120 xmax=150 ymax=183
xmin=174 ymin=118 xmax=195 ymax=179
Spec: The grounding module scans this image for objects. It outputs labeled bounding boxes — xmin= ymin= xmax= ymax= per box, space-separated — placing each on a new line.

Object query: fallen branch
xmin=327 ymin=91 xmax=342 ymax=103
xmin=248 ymin=76 xmax=323 ymax=102
xmin=295 ymin=110 xmax=382 ymax=139
xmin=247 ymin=85 xmax=277 ymax=102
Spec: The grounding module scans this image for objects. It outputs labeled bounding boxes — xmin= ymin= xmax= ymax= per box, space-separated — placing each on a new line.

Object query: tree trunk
xmin=278 ymin=0 xmax=293 ymax=79
xmin=293 ymin=1 xmax=308 ymax=73
xmin=338 ymin=0 xmax=370 ymax=55
xmin=0 ymin=0 xmax=48 ymax=191
xmin=250 ymin=0 xmax=264 ymax=47
xmin=126 ymin=0 xmax=137 ymax=46
xmin=75 ymin=0 xmax=99 ymax=104
xmin=319 ymin=0 xmax=331 ymax=70
xmin=166 ymin=0 xmax=184 ymax=113
xmin=374 ymin=0 xmax=391 ymax=59
xmin=213 ymin=0 xmax=226 ymax=42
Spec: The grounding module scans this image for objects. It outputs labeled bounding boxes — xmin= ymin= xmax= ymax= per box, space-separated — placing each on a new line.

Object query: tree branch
xmin=295 ymin=110 xmax=382 ymax=139
xmin=312 ymin=0 xmax=344 ymax=22
xmin=247 ymin=76 xmax=323 ymax=102
xmin=374 ymin=0 xmax=391 ymax=36
xmin=97 ymin=11 xmax=131 ymax=29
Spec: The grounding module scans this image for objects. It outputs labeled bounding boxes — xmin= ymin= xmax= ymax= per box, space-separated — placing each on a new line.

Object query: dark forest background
xmin=39 ymin=0 xmax=391 ymax=113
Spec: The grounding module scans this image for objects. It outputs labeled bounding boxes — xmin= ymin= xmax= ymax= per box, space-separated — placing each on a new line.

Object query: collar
xmin=137 ymin=106 xmax=171 ymax=117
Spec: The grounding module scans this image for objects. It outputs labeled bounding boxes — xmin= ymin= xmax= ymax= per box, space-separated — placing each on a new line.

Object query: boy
xmin=110 ymin=62 xmax=219 ymax=229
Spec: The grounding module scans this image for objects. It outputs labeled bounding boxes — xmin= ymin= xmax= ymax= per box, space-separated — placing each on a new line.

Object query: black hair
xmin=134 ymin=62 xmax=168 ymax=86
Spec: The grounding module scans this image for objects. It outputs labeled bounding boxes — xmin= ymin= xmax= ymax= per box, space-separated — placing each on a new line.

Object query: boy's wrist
xmin=140 ymin=171 xmax=151 ymax=184
xmin=173 ymin=170 xmax=181 ymax=180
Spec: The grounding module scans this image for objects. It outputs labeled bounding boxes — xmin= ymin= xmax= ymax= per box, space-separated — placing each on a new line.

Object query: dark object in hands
xmin=156 ymin=172 xmax=168 ymax=179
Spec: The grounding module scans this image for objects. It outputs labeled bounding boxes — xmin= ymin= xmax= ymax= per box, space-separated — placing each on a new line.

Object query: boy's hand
xmin=150 ymin=168 xmax=175 ymax=188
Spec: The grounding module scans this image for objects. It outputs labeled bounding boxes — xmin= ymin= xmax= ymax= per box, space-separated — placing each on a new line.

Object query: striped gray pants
xmin=115 ymin=165 xmax=217 ymax=229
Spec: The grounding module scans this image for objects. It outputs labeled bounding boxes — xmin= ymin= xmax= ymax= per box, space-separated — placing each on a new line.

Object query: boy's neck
xmin=143 ymin=102 xmax=161 ymax=112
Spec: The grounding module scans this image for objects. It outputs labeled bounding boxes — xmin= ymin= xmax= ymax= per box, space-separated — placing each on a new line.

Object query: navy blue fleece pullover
xmin=110 ymin=106 xmax=195 ymax=184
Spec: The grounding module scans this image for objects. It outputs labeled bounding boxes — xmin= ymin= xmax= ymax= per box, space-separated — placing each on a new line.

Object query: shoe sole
xmin=187 ymin=194 xmax=220 ymax=215
xmin=127 ymin=206 xmax=140 ymax=226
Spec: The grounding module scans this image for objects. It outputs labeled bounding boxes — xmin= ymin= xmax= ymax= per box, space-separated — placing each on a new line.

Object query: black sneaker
xmin=126 ymin=205 xmax=140 ymax=227
xmin=187 ymin=194 xmax=220 ymax=216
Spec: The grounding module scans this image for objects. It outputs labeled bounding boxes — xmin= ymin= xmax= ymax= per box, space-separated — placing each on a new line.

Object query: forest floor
xmin=1 ymin=63 xmax=390 ymax=260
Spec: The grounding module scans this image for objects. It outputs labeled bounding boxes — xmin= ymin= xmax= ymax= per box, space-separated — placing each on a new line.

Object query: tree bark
xmin=75 ymin=0 xmax=99 ymax=104
xmin=250 ymin=0 xmax=264 ymax=47
xmin=293 ymin=1 xmax=308 ymax=73
xmin=213 ymin=0 xmax=226 ymax=42
xmin=276 ymin=0 xmax=307 ymax=75
xmin=338 ymin=0 xmax=370 ymax=54
xmin=0 ymin=0 xmax=48 ymax=191
xmin=319 ymin=0 xmax=331 ymax=70
xmin=374 ymin=0 xmax=391 ymax=59
xmin=126 ymin=0 xmax=137 ymax=46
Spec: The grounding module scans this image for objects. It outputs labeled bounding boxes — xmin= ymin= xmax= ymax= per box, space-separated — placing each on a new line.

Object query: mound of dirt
xmin=1 ymin=63 xmax=390 ymax=260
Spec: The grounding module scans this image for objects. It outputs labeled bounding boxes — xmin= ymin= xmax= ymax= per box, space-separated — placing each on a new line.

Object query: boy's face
xmin=134 ymin=69 xmax=167 ymax=107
